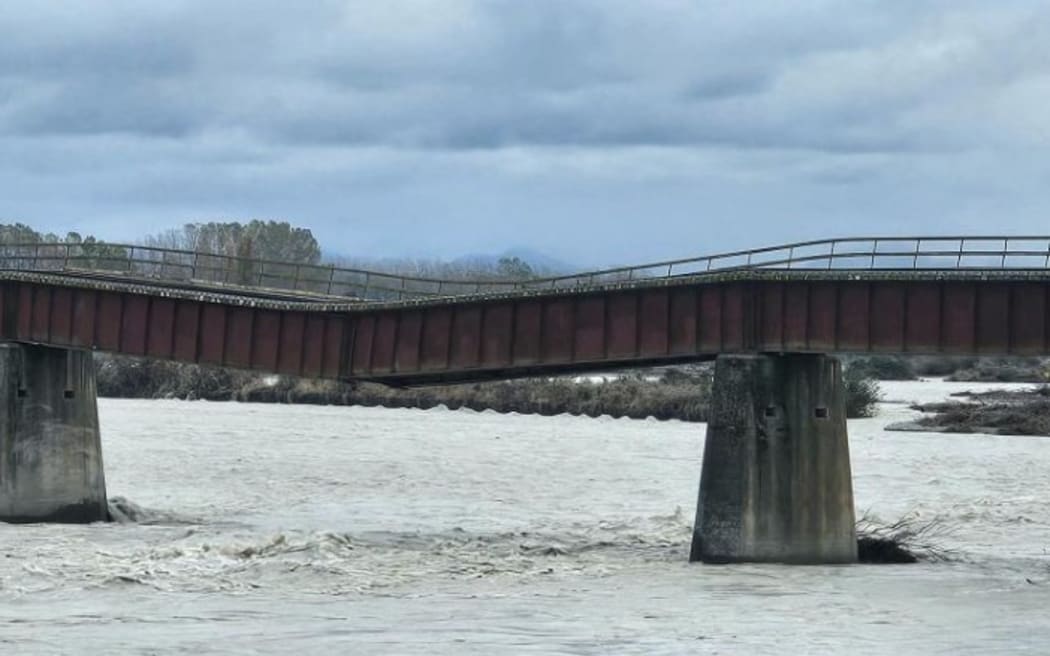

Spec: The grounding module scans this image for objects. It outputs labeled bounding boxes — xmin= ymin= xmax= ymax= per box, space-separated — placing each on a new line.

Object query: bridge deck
xmin=2 ymin=266 xmax=1049 ymax=385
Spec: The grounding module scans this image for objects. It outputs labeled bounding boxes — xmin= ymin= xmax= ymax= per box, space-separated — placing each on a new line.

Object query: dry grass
xmin=240 ymin=372 xmax=714 ymax=422
xmin=97 ymin=354 xmax=884 ymax=424
xmin=911 ymin=393 xmax=1050 ymax=436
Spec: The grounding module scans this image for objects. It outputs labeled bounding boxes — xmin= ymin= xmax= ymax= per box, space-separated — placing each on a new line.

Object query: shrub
xmin=95 ymin=354 xmax=252 ymax=400
xmin=846 ymin=356 xmax=917 ymax=381
xmin=910 ymin=356 xmax=978 ymax=377
xmin=843 ymin=368 xmax=882 ymax=418
xmin=944 ymin=357 xmax=1049 ymax=383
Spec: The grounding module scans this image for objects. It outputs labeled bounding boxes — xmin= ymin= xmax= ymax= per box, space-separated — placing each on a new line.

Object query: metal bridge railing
xmin=0 ymin=236 xmax=1048 ymax=302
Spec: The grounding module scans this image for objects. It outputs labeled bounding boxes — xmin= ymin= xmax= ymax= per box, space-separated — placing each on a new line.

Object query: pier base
xmin=690 ymin=354 xmax=856 ymax=564
xmin=0 ymin=344 xmax=107 ymax=523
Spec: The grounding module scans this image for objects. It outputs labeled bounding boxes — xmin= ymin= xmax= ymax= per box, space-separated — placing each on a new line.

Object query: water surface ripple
xmin=2 ymin=381 xmax=1049 ymax=654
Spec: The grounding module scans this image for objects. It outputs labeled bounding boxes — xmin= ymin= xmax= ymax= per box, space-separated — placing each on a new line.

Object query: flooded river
xmin=2 ymin=381 xmax=1049 ymax=654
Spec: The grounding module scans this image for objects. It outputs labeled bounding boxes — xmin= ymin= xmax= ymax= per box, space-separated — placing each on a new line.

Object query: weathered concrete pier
xmin=690 ymin=354 xmax=857 ymax=564
xmin=0 ymin=344 xmax=107 ymax=523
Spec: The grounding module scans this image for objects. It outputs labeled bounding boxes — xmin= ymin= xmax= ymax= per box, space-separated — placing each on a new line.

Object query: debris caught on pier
xmin=856 ymin=513 xmax=955 ymax=564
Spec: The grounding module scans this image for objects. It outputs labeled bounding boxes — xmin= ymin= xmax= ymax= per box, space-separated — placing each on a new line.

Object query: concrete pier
xmin=690 ymin=354 xmax=857 ymax=564
xmin=0 ymin=344 xmax=107 ymax=523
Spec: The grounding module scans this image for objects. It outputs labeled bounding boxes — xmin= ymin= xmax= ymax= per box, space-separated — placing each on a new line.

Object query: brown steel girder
xmin=0 ymin=270 xmax=1048 ymax=386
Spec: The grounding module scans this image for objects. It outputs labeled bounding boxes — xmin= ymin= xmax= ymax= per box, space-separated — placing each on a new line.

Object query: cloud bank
xmin=2 ymin=1 xmax=1048 ymax=265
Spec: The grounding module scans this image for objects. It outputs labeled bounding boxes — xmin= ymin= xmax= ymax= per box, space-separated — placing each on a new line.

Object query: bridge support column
xmin=690 ymin=354 xmax=856 ymax=564
xmin=0 ymin=344 xmax=108 ymax=523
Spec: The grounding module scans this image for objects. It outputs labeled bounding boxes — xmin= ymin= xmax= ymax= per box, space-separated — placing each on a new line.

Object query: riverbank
xmin=95 ymin=355 xmax=715 ymax=422
xmin=94 ymin=355 xmax=886 ymax=421
xmin=888 ymin=385 xmax=1050 ymax=436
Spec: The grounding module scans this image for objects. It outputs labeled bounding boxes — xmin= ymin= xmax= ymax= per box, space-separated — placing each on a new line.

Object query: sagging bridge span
xmin=2 ymin=236 xmax=1049 ymax=564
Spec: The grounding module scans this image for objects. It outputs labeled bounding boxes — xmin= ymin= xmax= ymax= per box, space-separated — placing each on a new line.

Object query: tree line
xmin=0 ymin=220 xmax=545 ymax=286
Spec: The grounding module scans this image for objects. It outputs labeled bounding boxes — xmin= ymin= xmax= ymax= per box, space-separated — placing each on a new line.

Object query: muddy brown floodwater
xmin=2 ymin=380 xmax=1050 ymax=654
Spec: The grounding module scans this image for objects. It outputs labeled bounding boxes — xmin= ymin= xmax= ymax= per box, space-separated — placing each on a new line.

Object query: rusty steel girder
xmin=1 ymin=270 xmax=1048 ymax=386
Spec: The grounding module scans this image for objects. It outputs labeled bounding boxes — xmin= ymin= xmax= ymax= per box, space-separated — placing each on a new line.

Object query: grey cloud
xmin=1 ymin=0 xmax=1049 ymax=264
xmin=682 ymin=72 xmax=771 ymax=102
xmin=4 ymin=82 xmax=200 ymax=138
xmin=2 ymin=1 xmax=1043 ymax=153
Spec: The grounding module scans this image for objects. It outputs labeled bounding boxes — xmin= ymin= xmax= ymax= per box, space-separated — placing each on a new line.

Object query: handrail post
xmin=869 ymin=239 xmax=878 ymax=269
xmin=328 ymin=265 xmax=337 ymax=295
xmin=364 ymin=272 xmax=372 ymax=298
xmin=957 ymin=238 xmax=965 ymax=268
xmin=1001 ymin=238 xmax=1008 ymax=268
xmin=913 ymin=239 xmax=921 ymax=269
xmin=827 ymin=240 xmax=835 ymax=270
xmin=787 ymin=247 xmax=794 ymax=270
xmin=292 ymin=264 xmax=302 ymax=290
xmin=666 ymin=263 xmax=673 ymax=278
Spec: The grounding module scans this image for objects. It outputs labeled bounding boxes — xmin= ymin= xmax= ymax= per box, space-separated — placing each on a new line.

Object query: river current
xmin=2 ymin=380 xmax=1049 ymax=654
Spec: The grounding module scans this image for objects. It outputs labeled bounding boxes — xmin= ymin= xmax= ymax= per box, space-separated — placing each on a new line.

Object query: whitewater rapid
xmin=1 ymin=380 xmax=1049 ymax=654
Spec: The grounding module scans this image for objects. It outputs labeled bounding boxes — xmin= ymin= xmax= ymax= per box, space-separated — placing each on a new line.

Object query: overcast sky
xmin=2 ymin=1 xmax=1049 ymax=267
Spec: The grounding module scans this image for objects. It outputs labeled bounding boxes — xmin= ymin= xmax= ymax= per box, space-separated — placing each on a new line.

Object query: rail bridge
xmin=2 ymin=236 xmax=1049 ymax=564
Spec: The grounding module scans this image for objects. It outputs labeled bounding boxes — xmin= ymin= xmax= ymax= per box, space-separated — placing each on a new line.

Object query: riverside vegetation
xmin=94 ymin=349 xmax=1049 ymax=429
xmin=94 ymin=353 xmax=888 ymax=422
xmin=903 ymin=386 xmax=1050 ymax=436
xmin=95 ymin=355 xmax=716 ymax=422
xmin=847 ymin=355 xmax=1050 ymax=436
xmin=844 ymin=354 xmax=1050 ymax=383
